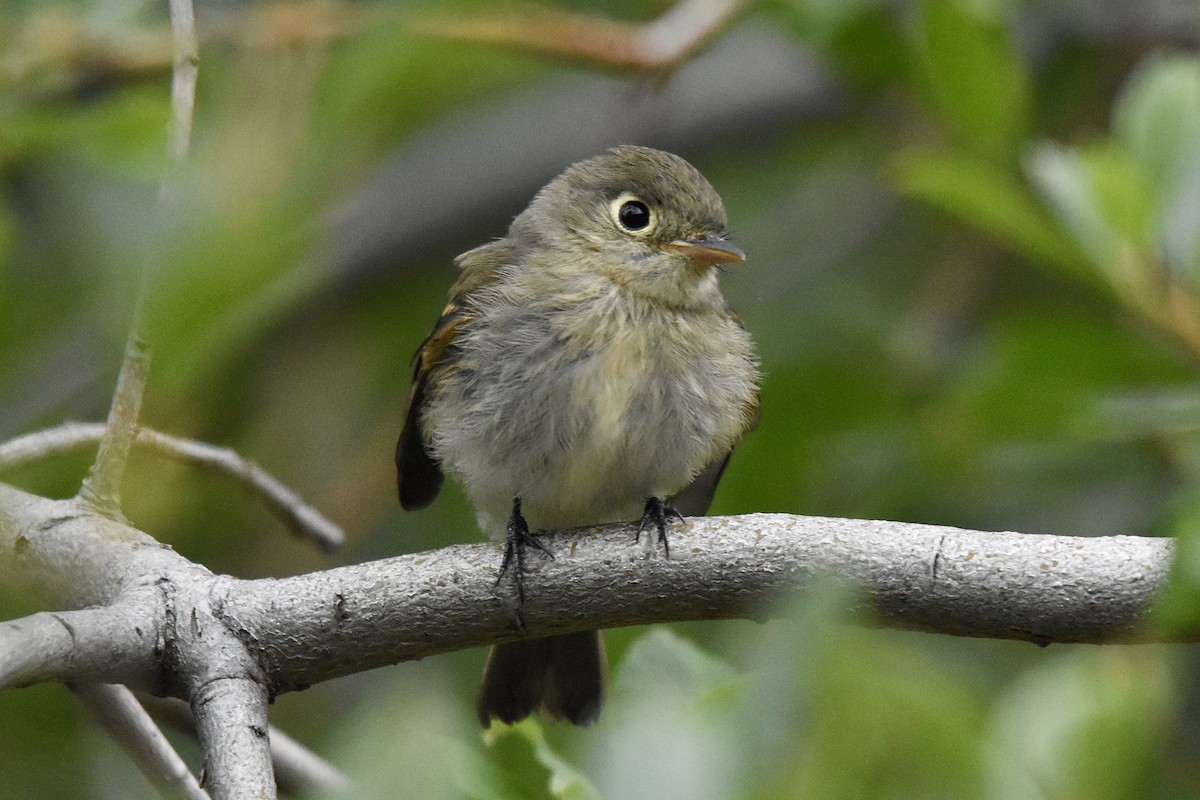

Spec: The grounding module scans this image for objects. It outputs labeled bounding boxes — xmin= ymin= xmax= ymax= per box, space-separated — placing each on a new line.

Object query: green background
xmin=4 ymin=0 xmax=1200 ymax=797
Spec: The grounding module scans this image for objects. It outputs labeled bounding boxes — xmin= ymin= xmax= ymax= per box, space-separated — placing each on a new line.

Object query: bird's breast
xmin=425 ymin=289 xmax=755 ymax=536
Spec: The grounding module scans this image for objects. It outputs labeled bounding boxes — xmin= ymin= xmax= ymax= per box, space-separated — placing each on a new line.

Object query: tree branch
xmin=141 ymin=695 xmax=351 ymax=795
xmin=76 ymin=329 xmax=150 ymax=518
xmin=70 ymin=683 xmax=209 ymax=800
xmin=0 ymin=605 xmax=158 ymax=690
xmin=0 ymin=479 xmax=1182 ymax=797
xmin=76 ymin=0 xmax=197 ymax=521
xmin=409 ymin=0 xmax=753 ymax=73
xmin=166 ymin=0 xmax=198 ymax=163
xmin=213 ymin=514 xmax=1177 ymax=695
xmin=191 ymin=677 xmax=275 ymax=799
xmin=0 ymin=422 xmax=343 ymax=551
xmin=1 ymin=481 xmax=1181 ymax=683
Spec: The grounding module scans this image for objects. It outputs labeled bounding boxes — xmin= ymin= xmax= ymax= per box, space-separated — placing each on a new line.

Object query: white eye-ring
xmin=608 ymin=193 xmax=657 ymax=235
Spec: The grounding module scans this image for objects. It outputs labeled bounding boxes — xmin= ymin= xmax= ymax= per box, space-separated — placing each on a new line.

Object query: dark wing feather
xmin=397 ymin=238 xmax=516 ymax=511
xmin=396 ymin=382 xmax=442 ymax=510
xmin=668 ymin=451 xmax=733 ymax=516
xmin=395 ymin=303 xmax=468 ymax=510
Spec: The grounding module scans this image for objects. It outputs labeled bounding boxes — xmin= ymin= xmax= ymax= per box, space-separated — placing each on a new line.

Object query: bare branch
xmin=214 ymin=514 xmax=1178 ymax=696
xmin=142 ymin=695 xmax=352 ymax=795
xmin=191 ymin=677 xmax=276 ymax=799
xmin=2 ymin=3 xmax=377 ymax=101
xmin=166 ymin=0 xmax=198 ymax=162
xmin=133 ymin=428 xmax=344 ymax=552
xmin=70 ymin=683 xmax=209 ymax=800
xmin=0 ymin=421 xmax=104 ymax=467
xmin=265 ymin=720 xmax=352 ymax=795
xmin=0 ymin=422 xmax=343 ymax=551
xmin=410 ymin=0 xmax=753 ymax=73
xmin=0 ymin=606 xmax=158 ymax=691
xmin=76 ymin=0 xmax=198 ymax=520
xmin=0 ymin=481 xmax=1182 ymax=695
xmin=76 ymin=329 xmax=150 ymax=518
xmin=0 ymin=477 xmax=1183 ymax=800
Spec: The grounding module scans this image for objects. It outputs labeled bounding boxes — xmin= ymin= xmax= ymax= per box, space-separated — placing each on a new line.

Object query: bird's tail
xmin=477 ymin=630 xmax=607 ymax=726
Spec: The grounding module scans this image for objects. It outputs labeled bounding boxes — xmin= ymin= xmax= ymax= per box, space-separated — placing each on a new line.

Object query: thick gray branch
xmin=0 ymin=605 xmax=159 ymax=689
xmin=214 ymin=514 xmax=1176 ymax=696
xmin=0 ymin=475 xmax=1181 ymax=799
xmin=142 ymin=695 xmax=351 ymax=795
xmin=1 ymin=482 xmax=1180 ymax=700
xmin=192 ymin=677 xmax=275 ymax=799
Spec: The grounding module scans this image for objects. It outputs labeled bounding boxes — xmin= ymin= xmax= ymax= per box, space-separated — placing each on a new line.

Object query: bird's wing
xmin=395 ymin=301 xmax=469 ymax=510
xmin=396 ymin=239 xmax=517 ymax=510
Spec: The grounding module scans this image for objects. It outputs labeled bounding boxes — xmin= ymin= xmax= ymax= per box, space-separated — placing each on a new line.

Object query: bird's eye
xmin=618 ymin=200 xmax=651 ymax=230
xmin=609 ymin=193 xmax=656 ymax=235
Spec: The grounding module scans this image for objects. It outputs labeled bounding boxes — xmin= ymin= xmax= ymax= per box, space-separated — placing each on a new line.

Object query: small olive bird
xmin=396 ymin=145 xmax=759 ymax=726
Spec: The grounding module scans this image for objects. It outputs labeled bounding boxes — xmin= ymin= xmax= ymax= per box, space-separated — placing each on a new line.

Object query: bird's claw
xmin=496 ymin=497 xmax=553 ymax=629
xmin=636 ymin=496 xmax=683 ymax=559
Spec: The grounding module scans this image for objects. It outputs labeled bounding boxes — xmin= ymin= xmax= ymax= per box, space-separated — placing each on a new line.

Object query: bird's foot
xmin=496 ymin=497 xmax=553 ymax=629
xmin=636 ymin=496 xmax=685 ymax=559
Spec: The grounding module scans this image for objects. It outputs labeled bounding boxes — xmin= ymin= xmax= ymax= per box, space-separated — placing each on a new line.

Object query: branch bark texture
xmin=213 ymin=513 xmax=1173 ymax=696
xmin=0 ymin=481 xmax=1179 ymax=703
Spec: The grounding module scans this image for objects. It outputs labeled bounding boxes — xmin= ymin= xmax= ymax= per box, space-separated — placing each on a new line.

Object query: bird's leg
xmin=497 ymin=497 xmax=553 ymax=627
xmin=636 ymin=496 xmax=685 ymax=559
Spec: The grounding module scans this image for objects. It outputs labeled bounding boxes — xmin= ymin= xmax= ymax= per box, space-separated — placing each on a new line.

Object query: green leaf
xmin=1113 ymin=53 xmax=1200 ymax=202
xmin=767 ymin=0 xmax=907 ymax=90
xmin=770 ymin=0 xmax=883 ymax=44
xmin=1112 ymin=54 xmax=1200 ymax=278
xmin=502 ymin=721 xmax=600 ymax=800
xmin=1151 ymin=494 xmax=1200 ymax=634
xmin=1025 ymin=142 xmax=1156 ymax=280
xmin=1025 ymin=143 xmax=1108 ymax=264
xmin=913 ymin=0 xmax=1031 ymax=160
xmin=588 ymin=629 xmax=741 ymax=800
xmin=986 ymin=649 xmax=1173 ymax=800
xmin=825 ymin=7 xmax=912 ymax=91
xmin=1083 ymin=144 xmax=1157 ymax=256
xmin=890 ymin=150 xmax=1091 ymax=276
xmin=744 ymin=584 xmax=986 ymax=800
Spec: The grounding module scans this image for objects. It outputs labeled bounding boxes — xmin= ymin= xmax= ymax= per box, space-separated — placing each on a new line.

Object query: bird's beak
xmin=668 ymin=235 xmax=746 ymax=265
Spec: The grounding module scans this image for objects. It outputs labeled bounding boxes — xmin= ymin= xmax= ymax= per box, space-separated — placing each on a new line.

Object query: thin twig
xmin=76 ymin=327 xmax=150 ymax=518
xmin=141 ymin=694 xmax=352 ymax=795
xmin=76 ymin=0 xmax=199 ymax=519
xmin=136 ymin=428 xmax=345 ymax=552
xmin=166 ymin=0 xmax=199 ymax=163
xmin=409 ymin=0 xmax=753 ymax=73
xmin=0 ymin=422 xmax=344 ymax=551
xmin=70 ymin=683 xmax=209 ymax=800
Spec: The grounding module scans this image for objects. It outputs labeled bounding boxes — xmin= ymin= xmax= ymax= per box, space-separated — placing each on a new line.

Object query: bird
xmin=396 ymin=145 xmax=759 ymax=727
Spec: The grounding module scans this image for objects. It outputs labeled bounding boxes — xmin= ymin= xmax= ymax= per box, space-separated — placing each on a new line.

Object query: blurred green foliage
xmin=4 ymin=0 xmax=1200 ymax=797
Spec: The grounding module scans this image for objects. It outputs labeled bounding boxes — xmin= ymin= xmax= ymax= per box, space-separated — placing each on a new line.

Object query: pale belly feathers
xmin=422 ymin=291 xmax=756 ymax=538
